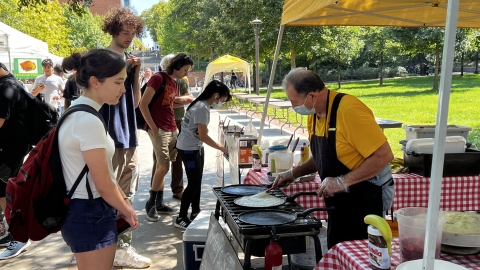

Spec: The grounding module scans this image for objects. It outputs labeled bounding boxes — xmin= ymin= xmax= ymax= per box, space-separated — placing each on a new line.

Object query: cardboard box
xmin=237 ymin=136 xmax=257 ymax=168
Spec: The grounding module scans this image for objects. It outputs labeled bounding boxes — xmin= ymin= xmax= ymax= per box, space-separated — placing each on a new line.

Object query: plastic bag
xmin=244 ymin=119 xmax=258 ymax=137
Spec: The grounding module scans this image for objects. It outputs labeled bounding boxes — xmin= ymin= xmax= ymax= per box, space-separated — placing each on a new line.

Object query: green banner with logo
xmin=13 ymin=58 xmax=42 ymax=78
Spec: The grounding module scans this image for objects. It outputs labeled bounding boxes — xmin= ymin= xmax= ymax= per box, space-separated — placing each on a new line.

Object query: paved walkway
xmin=0 ymin=105 xmax=306 ymax=270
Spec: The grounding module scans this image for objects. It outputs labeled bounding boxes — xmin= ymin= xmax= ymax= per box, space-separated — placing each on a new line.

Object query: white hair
xmin=160 ymin=54 xmax=175 ymax=71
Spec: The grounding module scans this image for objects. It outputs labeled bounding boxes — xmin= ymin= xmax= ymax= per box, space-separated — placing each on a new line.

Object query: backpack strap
xmin=148 ymin=72 xmax=167 ymax=110
xmin=58 ymin=104 xmax=106 ymax=201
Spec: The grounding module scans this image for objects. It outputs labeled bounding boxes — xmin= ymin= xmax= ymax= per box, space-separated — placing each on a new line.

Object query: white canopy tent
xmin=0 ymin=21 xmax=63 ymax=71
xmin=203 ymin=54 xmax=252 ymax=93
xmin=258 ymin=1 xmax=468 ymax=269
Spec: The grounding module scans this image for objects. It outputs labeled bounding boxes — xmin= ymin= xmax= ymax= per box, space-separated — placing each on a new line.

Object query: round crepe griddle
xmin=238 ymin=210 xmax=296 ymax=226
xmin=233 ymin=196 xmax=285 ymax=208
xmin=221 ymin=185 xmax=267 ymax=196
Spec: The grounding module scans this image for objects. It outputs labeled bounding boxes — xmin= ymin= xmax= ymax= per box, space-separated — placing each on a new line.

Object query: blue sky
xmin=131 ymin=0 xmax=159 ymax=47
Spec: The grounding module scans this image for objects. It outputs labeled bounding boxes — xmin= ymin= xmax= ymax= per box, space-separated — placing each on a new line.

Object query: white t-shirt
xmin=58 ymin=96 xmax=116 ymax=199
xmin=32 ymin=74 xmax=65 ymax=107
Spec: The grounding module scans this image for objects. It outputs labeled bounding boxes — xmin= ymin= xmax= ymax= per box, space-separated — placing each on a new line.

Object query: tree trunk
xmin=290 ymin=49 xmax=296 ymax=70
xmin=337 ymin=61 xmax=341 ymax=89
xmin=475 ymin=51 xmax=479 ymax=74
xmin=461 ymin=52 xmax=464 ymax=77
xmin=221 ymin=72 xmax=224 ymax=83
xmin=433 ymin=47 xmax=440 ymax=91
xmin=265 ymin=59 xmax=271 ymax=75
xmin=312 ymin=53 xmax=317 ymax=73
xmin=379 ymin=51 xmax=384 ymax=86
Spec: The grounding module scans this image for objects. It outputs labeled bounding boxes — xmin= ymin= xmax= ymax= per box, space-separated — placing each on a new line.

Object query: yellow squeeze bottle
xmin=300 ymin=143 xmax=309 ymax=164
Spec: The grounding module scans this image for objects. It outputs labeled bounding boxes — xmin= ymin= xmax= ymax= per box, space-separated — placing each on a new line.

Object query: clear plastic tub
xmin=397 ymin=207 xmax=445 ymax=263
xmin=274 ymin=151 xmax=293 ymax=174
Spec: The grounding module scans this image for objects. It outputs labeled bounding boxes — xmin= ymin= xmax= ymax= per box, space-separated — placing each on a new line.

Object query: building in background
xmin=58 ymin=0 xmax=130 ymax=15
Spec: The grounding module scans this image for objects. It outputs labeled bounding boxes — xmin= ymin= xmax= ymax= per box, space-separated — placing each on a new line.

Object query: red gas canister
xmin=265 ymin=240 xmax=283 ymax=270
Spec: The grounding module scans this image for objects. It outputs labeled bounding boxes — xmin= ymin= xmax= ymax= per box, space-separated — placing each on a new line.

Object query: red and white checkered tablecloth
xmin=392 ymin=173 xmax=480 ymax=212
xmin=243 ymin=168 xmax=328 ymax=220
xmin=244 ymin=169 xmax=480 ymax=221
xmin=316 ymin=238 xmax=480 ymax=270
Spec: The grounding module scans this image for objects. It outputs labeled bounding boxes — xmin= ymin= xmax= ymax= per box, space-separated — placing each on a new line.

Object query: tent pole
xmin=258 ymin=25 xmax=285 ymax=144
xmin=422 ymin=0 xmax=459 ymax=269
xmin=7 ymin=35 xmax=12 ymax=71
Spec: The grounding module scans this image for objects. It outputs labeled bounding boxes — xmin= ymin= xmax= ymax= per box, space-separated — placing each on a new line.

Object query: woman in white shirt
xmin=58 ymin=49 xmax=138 ymax=270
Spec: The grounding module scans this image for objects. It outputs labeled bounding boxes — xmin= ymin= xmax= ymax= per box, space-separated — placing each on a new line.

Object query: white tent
xmin=203 ymin=54 xmax=252 ymax=93
xmin=0 ymin=21 xmax=62 ymax=71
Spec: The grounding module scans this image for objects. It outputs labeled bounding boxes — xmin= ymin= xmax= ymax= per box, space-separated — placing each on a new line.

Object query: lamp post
xmin=251 ymin=18 xmax=262 ymax=95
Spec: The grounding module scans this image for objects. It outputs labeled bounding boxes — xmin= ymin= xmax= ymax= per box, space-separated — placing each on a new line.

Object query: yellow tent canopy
xmin=203 ymin=54 xmax=251 ymax=93
xmin=281 ymin=0 xmax=480 ymax=27
xmin=258 ymin=2 xmax=467 ymax=268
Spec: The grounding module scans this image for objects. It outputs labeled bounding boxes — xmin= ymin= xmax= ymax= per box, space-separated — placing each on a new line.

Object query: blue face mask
xmin=292 ymin=95 xmax=315 ymax=115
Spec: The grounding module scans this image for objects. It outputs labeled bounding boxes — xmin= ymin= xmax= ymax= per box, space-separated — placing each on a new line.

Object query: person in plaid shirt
xmin=274 ymin=68 xmax=395 ymax=248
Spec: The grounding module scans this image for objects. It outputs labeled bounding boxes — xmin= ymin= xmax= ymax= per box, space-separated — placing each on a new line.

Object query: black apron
xmin=311 ymin=91 xmax=383 ymax=249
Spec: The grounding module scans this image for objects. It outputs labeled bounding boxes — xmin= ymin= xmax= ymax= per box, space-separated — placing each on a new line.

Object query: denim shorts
xmin=61 ymin=197 xmax=117 ymax=253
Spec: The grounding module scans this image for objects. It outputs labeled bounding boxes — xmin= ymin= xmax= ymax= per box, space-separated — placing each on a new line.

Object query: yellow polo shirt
xmin=307 ymin=90 xmax=387 ymax=170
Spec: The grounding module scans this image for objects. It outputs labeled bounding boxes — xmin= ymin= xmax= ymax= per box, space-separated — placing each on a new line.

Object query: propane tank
xmin=265 ymin=227 xmax=283 ymax=270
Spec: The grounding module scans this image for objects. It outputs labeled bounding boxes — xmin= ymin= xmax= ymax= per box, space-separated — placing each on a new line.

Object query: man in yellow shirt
xmin=275 ymin=68 xmax=394 ymax=248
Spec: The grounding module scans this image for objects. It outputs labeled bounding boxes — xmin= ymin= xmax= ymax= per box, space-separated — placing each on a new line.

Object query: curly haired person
xmin=100 ymin=7 xmax=151 ymax=268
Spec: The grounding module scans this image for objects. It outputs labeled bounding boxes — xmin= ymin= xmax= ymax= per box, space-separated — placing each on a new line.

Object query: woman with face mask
xmin=174 ymin=80 xmax=231 ymax=229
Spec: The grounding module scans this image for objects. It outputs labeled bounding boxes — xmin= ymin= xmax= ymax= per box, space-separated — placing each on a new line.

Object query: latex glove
xmin=273 ymin=169 xmax=295 ymax=187
xmin=317 ymin=175 xmax=349 ymax=198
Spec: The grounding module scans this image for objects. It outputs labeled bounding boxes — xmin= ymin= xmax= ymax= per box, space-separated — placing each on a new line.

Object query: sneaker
xmin=0 ymin=234 xmax=13 ymax=247
xmin=156 ymin=204 xmax=179 ymax=215
xmin=145 ymin=202 xmax=159 ymax=222
xmin=113 ymin=246 xmax=152 ymax=268
xmin=174 ymin=217 xmax=191 ymax=229
xmin=172 ymin=192 xmax=183 ymax=200
xmin=190 ymin=211 xmax=201 ymax=221
xmin=0 ymin=240 xmax=31 ymax=260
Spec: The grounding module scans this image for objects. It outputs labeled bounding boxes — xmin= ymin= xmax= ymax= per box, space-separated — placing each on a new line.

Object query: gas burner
xmin=212 ymin=186 xmax=324 ymax=269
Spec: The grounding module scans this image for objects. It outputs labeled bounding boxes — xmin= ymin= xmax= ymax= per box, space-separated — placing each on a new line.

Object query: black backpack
xmin=135 ymin=72 xmax=166 ymax=130
xmin=6 ymin=77 xmax=58 ymax=146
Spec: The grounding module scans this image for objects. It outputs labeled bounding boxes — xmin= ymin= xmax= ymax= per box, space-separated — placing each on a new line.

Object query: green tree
xmin=390 ymin=27 xmax=444 ymax=90
xmin=0 ymin=0 xmax=72 ymax=56
xmin=362 ymin=27 xmax=401 ymax=85
xmin=63 ymin=4 xmax=110 ymax=52
xmin=318 ymin=26 xmax=364 ymax=89
xmin=19 ymin=0 xmax=89 ymax=15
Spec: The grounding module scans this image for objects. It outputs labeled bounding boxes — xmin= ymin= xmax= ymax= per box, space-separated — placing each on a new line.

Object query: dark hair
xmin=62 ymin=52 xmax=81 ymax=73
xmin=53 ymin=64 xmax=63 ymax=74
xmin=67 ymin=49 xmax=126 ymax=89
xmin=0 ymin=62 xmax=8 ymax=72
xmin=42 ymin=58 xmax=53 ymax=67
xmin=166 ymin=53 xmax=194 ymax=75
xmin=282 ymin=68 xmax=326 ymax=96
xmin=187 ymin=80 xmax=232 ymax=111
xmin=102 ymin=7 xmax=144 ymax=37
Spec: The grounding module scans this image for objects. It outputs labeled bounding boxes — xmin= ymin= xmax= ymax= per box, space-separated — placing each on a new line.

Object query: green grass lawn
xmin=232 ymin=74 xmax=480 ymax=157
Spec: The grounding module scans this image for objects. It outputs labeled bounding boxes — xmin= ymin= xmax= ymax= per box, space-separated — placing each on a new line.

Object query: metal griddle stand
xmin=214 ymin=202 xmax=323 ymax=270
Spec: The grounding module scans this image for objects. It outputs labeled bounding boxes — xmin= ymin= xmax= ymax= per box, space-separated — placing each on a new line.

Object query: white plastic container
xmin=403 ymin=125 xmax=471 ymax=140
xmin=405 ymin=136 xmax=466 ymax=154
xmin=183 ymin=211 xmax=212 ymax=270
xmin=274 ymin=151 xmax=293 ymax=174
